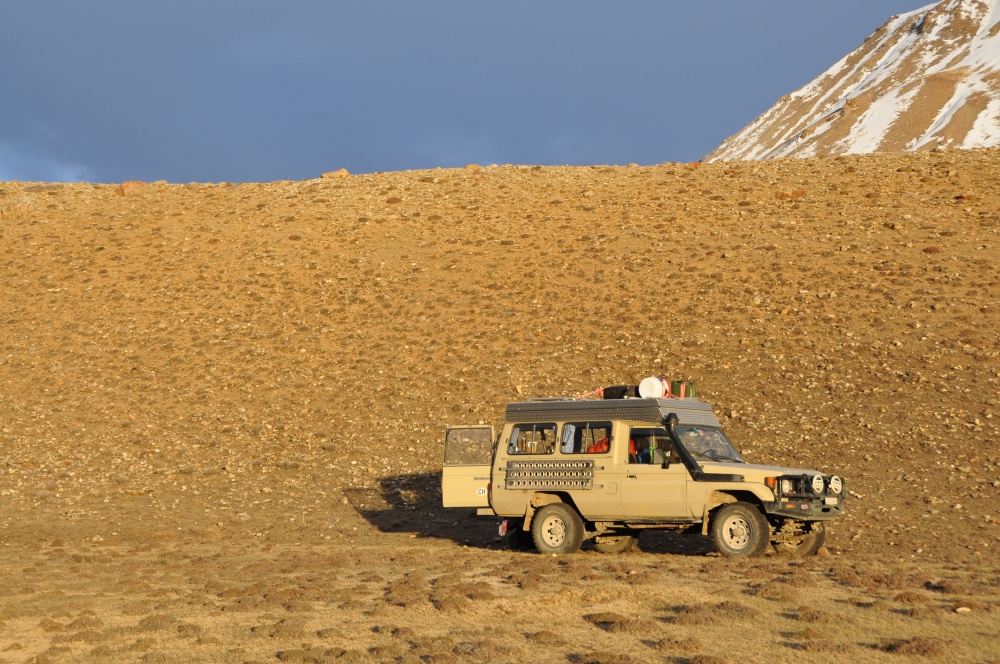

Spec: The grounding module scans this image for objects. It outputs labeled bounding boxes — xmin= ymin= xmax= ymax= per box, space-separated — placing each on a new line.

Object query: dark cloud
xmin=0 ymin=1 xmax=923 ymax=182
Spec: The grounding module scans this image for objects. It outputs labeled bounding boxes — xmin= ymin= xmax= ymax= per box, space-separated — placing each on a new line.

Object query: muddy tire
xmin=774 ymin=522 xmax=826 ymax=556
xmin=711 ymin=502 xmax=771 ymax=558
xmin=593 ymin=534 xmax=639 ymax=554
xmin=531 ymin=503 xmax=584 ymax=554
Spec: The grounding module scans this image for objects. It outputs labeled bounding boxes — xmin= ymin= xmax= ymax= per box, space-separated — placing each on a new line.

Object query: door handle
xmin=626 ymin=474 xmax=637 ymax=479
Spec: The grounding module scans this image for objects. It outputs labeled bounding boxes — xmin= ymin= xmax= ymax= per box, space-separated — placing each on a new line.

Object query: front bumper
xmin=765 ymin=496 xmax=843 ymax=521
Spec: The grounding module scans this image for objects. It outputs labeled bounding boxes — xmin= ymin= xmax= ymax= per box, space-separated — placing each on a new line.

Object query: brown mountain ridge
xmin=708 ymin=0 xmax=1000 ymax=161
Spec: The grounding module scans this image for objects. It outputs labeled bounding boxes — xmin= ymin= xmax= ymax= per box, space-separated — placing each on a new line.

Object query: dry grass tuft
xmin=796 ymin=626 xmax=828 ymax=640
xmin=800 ymin=640 xmax=855 ymax=653
xmin=901 ymin=605 xmax=939 ymax=619
xmin=515 ymin=571 xmax=546 ymax=590
xmin=849 ymin=596 xmax=887 ymax=610
xmin=51 ymin=629 xmax=107 ymax=644
xmin=250 ymin=617 xmax=307 ymax=639
xmin=67 ymin=615 xmax=104 ymax=630
xmin=790 ymin=606 xmax=826 ymax=622
xmin=452 ymin=639 xmax=511 ymax=660
xmin=409 ymin=635 xmax=458 ymax=662
xmin=650 ymin=634 xmax=704 ymax=652
xmin=368 ymin=643 xmax=409 ymax=660
xmin=433 ymin=591 xmax=470 ymax=612
xmin=315 ymin=626 xmax=345 ymax=639
xmin=894 ymin=590 xmax=931 ymax=604
xmin=671 ymin=601 xmax=760 ymax=625
xmin=176 ymin=623 xmax=203 ymax=639
xmin=38 ymin=618 xmax=65 ymax=632
xmin=525 ymin=630 xmax=563 ymax=645
xmin=559 ymin=559 xmax=596 ymax=576
xmin=135 ymin=614 xmax=177 ymax=632
xmin=926 ymin=578 xmax=972 ymax=595
xmin=751 ymin=582 xmax=800 ymax=603
xmin=385 ymin=572 xmax=430 ymax=607
xmin=584 ymin=612 xmax=646 ymax=634
xmin=572 ymin=652 xmax=634 ymax=664
xmin=275 ymin=646 xmax=328 ymax=662
xmin=731 ymin=563 xmax=774 ymax=583
xmin=688 ymin=655 xmax=729 ymax=664
xmin=831 ymin=563 xmax=917 ymax=590
xmin=391 ymin=626 xmax=416 ymax=639
xmin=879 ymin=636 xmax=947 ymax=656
xmin=781 ymin=569 xmax=818 ymax=587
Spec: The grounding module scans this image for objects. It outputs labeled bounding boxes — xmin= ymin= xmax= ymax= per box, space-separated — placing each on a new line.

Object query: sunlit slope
xmin=0 ymin=150 xmax=997 ymax=560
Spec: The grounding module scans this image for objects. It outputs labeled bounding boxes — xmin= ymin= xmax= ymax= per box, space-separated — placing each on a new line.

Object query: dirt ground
xmin=0 ymin=149 xmax=998 ymax=662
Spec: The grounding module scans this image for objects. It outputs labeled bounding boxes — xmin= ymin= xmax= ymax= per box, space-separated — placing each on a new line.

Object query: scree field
xmin=1 ymin=150 xmax=998 ymax=662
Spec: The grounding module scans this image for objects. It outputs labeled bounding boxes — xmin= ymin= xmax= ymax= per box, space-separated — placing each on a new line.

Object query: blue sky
xmin=0 ymin=1 xmax=925 ymax=183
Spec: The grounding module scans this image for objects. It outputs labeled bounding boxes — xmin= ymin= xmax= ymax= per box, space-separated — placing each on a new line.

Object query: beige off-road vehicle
xmin=442 ymin=392 xmax=844 ymax=557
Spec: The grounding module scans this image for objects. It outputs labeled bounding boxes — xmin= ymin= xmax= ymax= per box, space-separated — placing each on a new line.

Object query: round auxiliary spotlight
xmin=828 ymin=476 xmax=843 ymax=494
xmin=811 ymin=475 xmax=825 ymax=494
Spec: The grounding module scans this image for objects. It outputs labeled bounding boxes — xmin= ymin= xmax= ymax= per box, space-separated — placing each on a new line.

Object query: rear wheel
xmin=531 ymin=503 xmax=584 ymax=554
xmin=711 ymin=502 xmax=771 ymax=558
xmin=594 ymin=534 xmax=639 ymax=554
xmin=774 ymin=522 xmax=826 ymax=556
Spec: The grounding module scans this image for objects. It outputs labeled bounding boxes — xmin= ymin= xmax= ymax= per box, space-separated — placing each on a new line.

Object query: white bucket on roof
xmin=638 ymin=376 xmax=669 ymax=398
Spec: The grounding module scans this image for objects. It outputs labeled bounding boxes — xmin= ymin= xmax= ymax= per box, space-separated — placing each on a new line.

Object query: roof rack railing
xmin=525 ymin=397 xmax=578 ymax=402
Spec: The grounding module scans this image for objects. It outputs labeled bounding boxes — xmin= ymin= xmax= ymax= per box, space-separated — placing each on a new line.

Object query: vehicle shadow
xmin=342 ymin=471 xmax=501 ymax=549
xmin=343 ymin=471 xmax=718 ymax=556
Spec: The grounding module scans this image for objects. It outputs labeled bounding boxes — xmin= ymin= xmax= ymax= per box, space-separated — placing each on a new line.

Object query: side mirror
xmin=651 ymin=448 xmax=668 ymax=468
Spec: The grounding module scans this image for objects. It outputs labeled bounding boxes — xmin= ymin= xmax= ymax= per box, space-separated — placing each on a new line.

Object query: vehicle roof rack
xmin=505 ymin=397 xmax=720 ymax=427
xmin=524 ymin=397 xmax=578 ymax=402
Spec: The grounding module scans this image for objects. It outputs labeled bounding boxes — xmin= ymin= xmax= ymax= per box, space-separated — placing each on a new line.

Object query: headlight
xmin=811 ymin=475 xmax=825 ymax=494
xmin=780 ymin=479 xmax=794 ymax=495
xmin=828 ymin=476 xmax=843 ymax=494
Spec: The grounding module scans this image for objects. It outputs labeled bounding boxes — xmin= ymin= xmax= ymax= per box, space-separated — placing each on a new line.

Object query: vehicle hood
xmin=699 ymin=462 xmax=828 ymax=477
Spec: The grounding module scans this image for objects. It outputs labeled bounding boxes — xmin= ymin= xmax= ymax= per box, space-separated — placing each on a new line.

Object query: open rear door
xmin=441 ymin=425 xmax=494 ymax=508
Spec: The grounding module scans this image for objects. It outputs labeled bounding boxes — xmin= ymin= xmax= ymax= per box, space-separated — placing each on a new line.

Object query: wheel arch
xmin=522 ymin=492 xmax=580 ymax=531
xmin=701 ymin=489 xmax=770 ymax=536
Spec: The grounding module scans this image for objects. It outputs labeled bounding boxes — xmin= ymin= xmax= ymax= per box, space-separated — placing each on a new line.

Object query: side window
xmin=444 ymin=427 xmax=494 ymax=466
xmin=628 ymin=427 xmax=674 ymax=464
xmin=508 ymin=423 xmax=557 ymax=455
xmin=560 ymin=421 xmax=613 ymax=454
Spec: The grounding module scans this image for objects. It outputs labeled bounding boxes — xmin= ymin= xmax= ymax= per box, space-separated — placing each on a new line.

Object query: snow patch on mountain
xmin=707 ymin=0 xmax=1000 ymax=162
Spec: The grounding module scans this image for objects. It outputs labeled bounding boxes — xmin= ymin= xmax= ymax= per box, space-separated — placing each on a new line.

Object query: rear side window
xmin=444 ymin=427 xmax=494 ymax=466
xmin=560 ymin=421 xmax=613 ymax=454
xmin=508 ymin=423 xmax=557 ymax=455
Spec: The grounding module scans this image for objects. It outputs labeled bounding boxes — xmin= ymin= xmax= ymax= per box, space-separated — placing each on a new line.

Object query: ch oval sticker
xmin=476 ymin=487 xmax=488 ymax=497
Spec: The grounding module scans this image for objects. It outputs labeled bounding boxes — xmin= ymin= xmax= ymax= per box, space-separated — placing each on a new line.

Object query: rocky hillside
xmin=707 ymin=0 xmax=1000 ymax=161
xmin=0 ymin=150 xmax=998 ymax=564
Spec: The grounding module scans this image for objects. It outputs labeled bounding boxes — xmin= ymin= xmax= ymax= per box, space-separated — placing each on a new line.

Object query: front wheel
xmin=774 ymin=522 xmax=826 ymax=556
xmin=711 ymin=502 xmax=771 ymax=558
xmin=593 ymin=534 xmax=639 ymax=554
xmin=531 ymin=503 xmax=584 ymax=554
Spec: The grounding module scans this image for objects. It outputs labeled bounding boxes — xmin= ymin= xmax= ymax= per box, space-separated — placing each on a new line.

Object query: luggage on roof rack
xmin=602 ymin=385 xmax=639 ymax=399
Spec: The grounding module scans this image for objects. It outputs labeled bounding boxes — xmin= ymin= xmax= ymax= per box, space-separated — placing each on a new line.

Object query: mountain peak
xmin=706 ymin=0 xmax=1000 ymax=162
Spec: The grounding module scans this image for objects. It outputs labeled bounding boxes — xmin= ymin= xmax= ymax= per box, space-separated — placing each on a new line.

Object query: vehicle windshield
xmin=674 ymin=426 xmax=744 ymax=463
